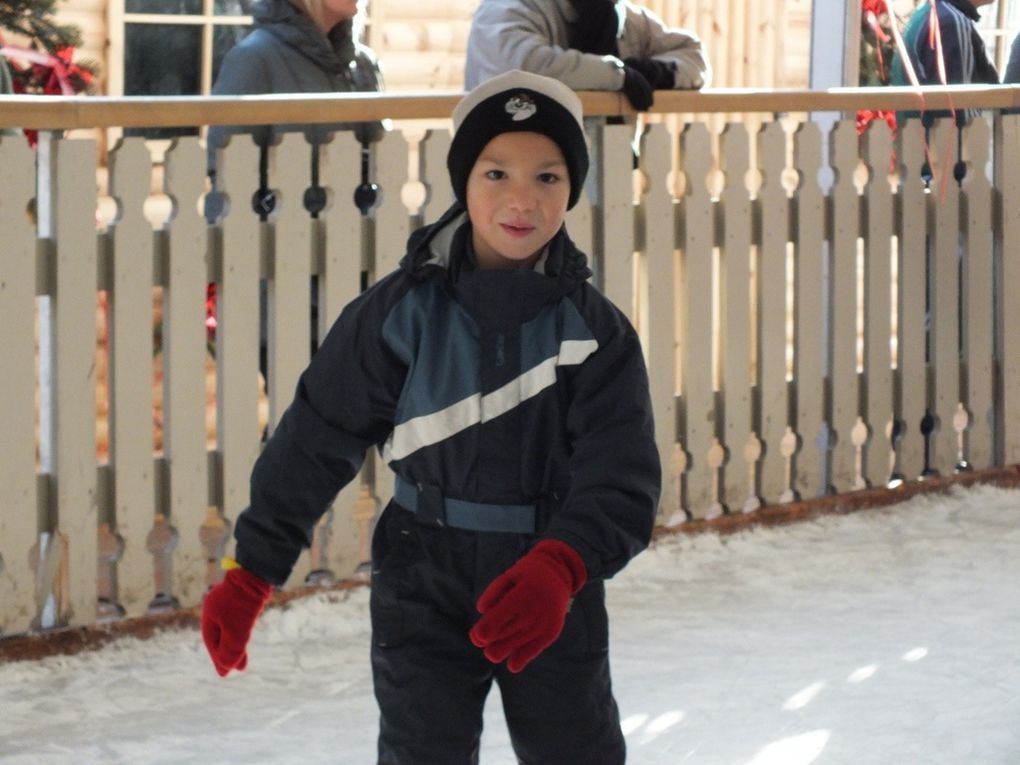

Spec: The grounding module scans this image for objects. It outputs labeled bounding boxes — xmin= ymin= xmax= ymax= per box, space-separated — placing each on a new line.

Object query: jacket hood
xmin=400 ymin=203 xmax=593 ymax=291
xmin=252 ymin=0 xmax=356 ymax=73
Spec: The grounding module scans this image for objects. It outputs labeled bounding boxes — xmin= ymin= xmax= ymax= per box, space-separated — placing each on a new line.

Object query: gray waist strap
xmin=393 ymin=476 xmax=537 ymax=534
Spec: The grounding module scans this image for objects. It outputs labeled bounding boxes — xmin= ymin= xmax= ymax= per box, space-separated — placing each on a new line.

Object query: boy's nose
xmin=505 ymin=182 xmax=536 ymax=211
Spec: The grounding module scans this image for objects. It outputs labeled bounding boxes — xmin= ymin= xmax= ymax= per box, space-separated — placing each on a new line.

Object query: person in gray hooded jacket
xmin=206 ymin=0 xmax=385 ymax=375
xmin=207 ymin=0 xmax=385 ymax=217
xmin=465 ymin=0 xmax=710 ymax=110
xmin=0 ymin=57 xmax=20 ymax=137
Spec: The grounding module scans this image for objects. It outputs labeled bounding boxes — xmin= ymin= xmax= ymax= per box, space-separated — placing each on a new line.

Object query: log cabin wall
xmin=50 ymin=0 xmax=810 ymax=96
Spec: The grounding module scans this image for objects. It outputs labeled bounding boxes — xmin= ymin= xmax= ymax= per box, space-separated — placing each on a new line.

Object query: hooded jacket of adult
xmin=464 ymin=0 xmax=710 ymax=91
xmin=891 ymin=0 xmax=998 ymax=123
xmin=207 ymin=0 xmax=384 ymax=158
xmin=0 ymin=58 xmax=20 ymax=137
xmin=0 ymin=57 xmax=14 ymax=95
xmin=231 ymin=203 xmax=662 ymax=587
xmin=1005 ymin=30 xmax=1020 ymax=83
xmin=892 ymin=0 xmax=998 ymax=88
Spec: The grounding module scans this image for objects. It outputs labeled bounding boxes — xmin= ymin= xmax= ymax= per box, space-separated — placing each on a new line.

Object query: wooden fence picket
xmin=961 ymin=117 xmax=994 ymax=470
xmin=863 ymin=121 xmax=895 ymax=488
xmin=829 ymin=120 xmax=862 ymax=492
xmin=215 ymin=136 xmax=263 ymax=574
xmin=50 ymin=138 xmax=100 ymax=626
xmin=266 ymin=135 xmax=313 ymax=432
xmin=792 ymin=121 xmax=826 ymax=499
xmin=0 ymin=136 xmax=39 ymax=634
xmin=317 ymin=132 xmax=371 ymax=580
xmin=895 ymin=121 xmax=929 ymax=482
xmin=719 ymin=123 xmax=757 ymax=511
xmin=930 ymin=119 xmax=962 ymax=475
xmin=105 ymin=138 xmax=155 ymax=614
xmin=419 ymin=129 xmax=454 ymax=224
xmin=756 ymin=120 xmax=790 ymax=504
xmin=640 ymin=123 xmax=681 ymax=522
xmin=600 ymin=122 xmax=639 ymax=324
xmin=161 ymin=137 xmax=214 ymax=603
xmin=372 ymin=130 xmax=411 ymax=285
xmin=371 ymin=130 xmax=412 ymax=510
xmin=998 ymin=114 xmax=1020 ymax=465
xmin=679 ymin=122 xmax=717 ymax=517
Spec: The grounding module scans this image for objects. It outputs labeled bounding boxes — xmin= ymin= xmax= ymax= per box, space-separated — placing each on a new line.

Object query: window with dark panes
xmin=122 ymin=0 xmax=253 ymax=138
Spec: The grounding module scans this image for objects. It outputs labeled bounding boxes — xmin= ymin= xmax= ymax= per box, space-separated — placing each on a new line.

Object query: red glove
xmin=469 ymin=539 xmax=587 ymax=673
xmin=201 ymin=565 xmax=273 ymax=677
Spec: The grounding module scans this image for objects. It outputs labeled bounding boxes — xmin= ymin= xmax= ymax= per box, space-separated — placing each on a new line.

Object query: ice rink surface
xmin=2 ymin=484 xmax=1018 ymax=764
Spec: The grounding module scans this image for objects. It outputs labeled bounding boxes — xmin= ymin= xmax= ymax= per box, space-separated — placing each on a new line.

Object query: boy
xmin=201 ymin=69 xmax=661 ymax=764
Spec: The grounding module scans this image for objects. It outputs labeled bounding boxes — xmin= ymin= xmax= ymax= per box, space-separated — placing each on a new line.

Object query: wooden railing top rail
xmin=2 ymin=85 xmax=1020 ymax=130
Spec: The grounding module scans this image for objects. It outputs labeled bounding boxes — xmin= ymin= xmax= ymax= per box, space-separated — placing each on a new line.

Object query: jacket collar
xmin=941 ymin=0 xmax=982 ymax=21
xmin=252 ymin=0 xmax=356 ymax=73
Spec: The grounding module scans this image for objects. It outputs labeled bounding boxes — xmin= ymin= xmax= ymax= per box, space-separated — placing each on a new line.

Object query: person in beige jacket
xmin=465 ymin=0 xmax=710 ymax=110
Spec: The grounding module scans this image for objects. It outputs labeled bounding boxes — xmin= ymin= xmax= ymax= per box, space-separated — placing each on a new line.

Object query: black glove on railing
xmin=623 ymin=57 xmax=676 ymax=90
xmin=621 ymin=66 xmax=654 ymax=111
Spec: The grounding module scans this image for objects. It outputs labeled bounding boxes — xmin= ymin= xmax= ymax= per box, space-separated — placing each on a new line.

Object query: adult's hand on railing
xmin=621 ymin=66 xmax=654 ymax=111
xmin=623 ymin=57 xmax=676 ymax=90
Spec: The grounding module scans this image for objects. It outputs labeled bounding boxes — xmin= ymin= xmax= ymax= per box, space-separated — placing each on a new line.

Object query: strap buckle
xmin=414 ymin=482 xmax=446 ymax=528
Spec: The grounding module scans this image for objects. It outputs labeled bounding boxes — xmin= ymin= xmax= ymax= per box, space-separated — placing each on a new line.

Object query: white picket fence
xmin=1 ymin=87 xmax=1019 ymax=636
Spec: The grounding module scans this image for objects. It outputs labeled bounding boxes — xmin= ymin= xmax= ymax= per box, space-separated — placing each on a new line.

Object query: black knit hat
xmin=447 ymin=70 xmax=589 ymax=210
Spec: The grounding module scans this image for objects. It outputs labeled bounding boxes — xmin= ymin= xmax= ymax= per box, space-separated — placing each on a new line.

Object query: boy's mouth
xmin=500 ymin=222 xmax=535 ymax=237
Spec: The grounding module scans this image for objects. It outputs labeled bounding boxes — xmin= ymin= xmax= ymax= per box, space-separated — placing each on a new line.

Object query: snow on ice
xmin=1 ymin=483 xmax=1018 ymax=764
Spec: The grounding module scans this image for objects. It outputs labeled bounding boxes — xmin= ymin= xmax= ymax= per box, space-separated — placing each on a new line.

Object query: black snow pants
xmin=369 ymin=502 xmax=626 ymax=765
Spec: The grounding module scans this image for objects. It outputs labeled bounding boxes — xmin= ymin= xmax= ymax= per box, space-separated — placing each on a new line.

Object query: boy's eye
xmin=484 ymin=169 xmax=506 ymax=180
xmin=538 ymin=172 xmax=561 ymax=184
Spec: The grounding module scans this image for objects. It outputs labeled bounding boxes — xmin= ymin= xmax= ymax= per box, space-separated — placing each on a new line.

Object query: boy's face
xmin=466 ymin=131 xmax=571 ymax=270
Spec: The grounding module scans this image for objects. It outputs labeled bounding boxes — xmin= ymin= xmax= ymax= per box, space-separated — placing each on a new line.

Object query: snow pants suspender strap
xmin=393 ymin=476 xmax=538 ymax=534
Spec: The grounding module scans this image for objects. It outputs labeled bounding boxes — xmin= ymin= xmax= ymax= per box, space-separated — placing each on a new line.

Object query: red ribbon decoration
xmin=0 ymin=44 xmax=88 ymax=95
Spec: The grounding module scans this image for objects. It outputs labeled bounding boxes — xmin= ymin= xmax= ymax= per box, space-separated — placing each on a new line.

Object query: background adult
xmin=1004 ymin=29 xmax=1020 ymax=83
xmin=206 ymin=0 xmax=386 ymax=377
xmin=207 ymin=0 xmax=385 ymax=217
xmin=464 ymin=0 xmax=710 ymax=111
xmin=891 ymin=0 xmax=998 ymax=123
xmin=0 ymin=56 xmax=18 ymax=137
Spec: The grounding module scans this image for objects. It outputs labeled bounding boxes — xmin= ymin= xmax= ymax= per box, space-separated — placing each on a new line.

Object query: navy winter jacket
xmin=234 ymin=205 xmax=661 ymax=585
xmin=891 ymin=0 xmax=998 ymax=123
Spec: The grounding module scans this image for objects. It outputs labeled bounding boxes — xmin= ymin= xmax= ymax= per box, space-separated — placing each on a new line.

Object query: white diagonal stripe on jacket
xmin=384 ymin=339 xmax=598 ymax=463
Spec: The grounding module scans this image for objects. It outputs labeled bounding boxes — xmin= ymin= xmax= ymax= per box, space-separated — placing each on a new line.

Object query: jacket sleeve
xmin=1003 ymin=34 xmax=1020 ymax=84
xmin=620 ymin=1 xmax=711 ymax=89
xmin=915 ymin=9 xmax=998 ymax=86
xmin=916 ymin=12 xmax=963 ymax=84
xmin=207 ymin=41 xmax=274 ymax=174
xmin=543 ymin=294 xmax=661 ymax=581
xmin=352 ymin=46 xmax=388 ymax=145
xmin=465 ymin=1 xmax=625 ymax=91
xmin=233 ymin=277 xmax=408 ymax=585
xmin=1006 ymin=32 xmax=1020 ymax=84
xmin=0 ymin=59 xmax=21 ymax=137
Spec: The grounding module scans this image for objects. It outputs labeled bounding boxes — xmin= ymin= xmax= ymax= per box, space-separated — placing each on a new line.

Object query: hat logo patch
xmin=505 ymin=93 xmax=537 ymax=122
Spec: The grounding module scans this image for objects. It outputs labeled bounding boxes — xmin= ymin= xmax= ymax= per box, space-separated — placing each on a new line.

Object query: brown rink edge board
xmin=2 ymin=463 xmax=1019 ymax=665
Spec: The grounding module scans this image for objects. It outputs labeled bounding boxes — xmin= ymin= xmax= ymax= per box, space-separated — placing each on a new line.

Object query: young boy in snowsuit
xmin=201 ymin=69 xmax=661 ymax=765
